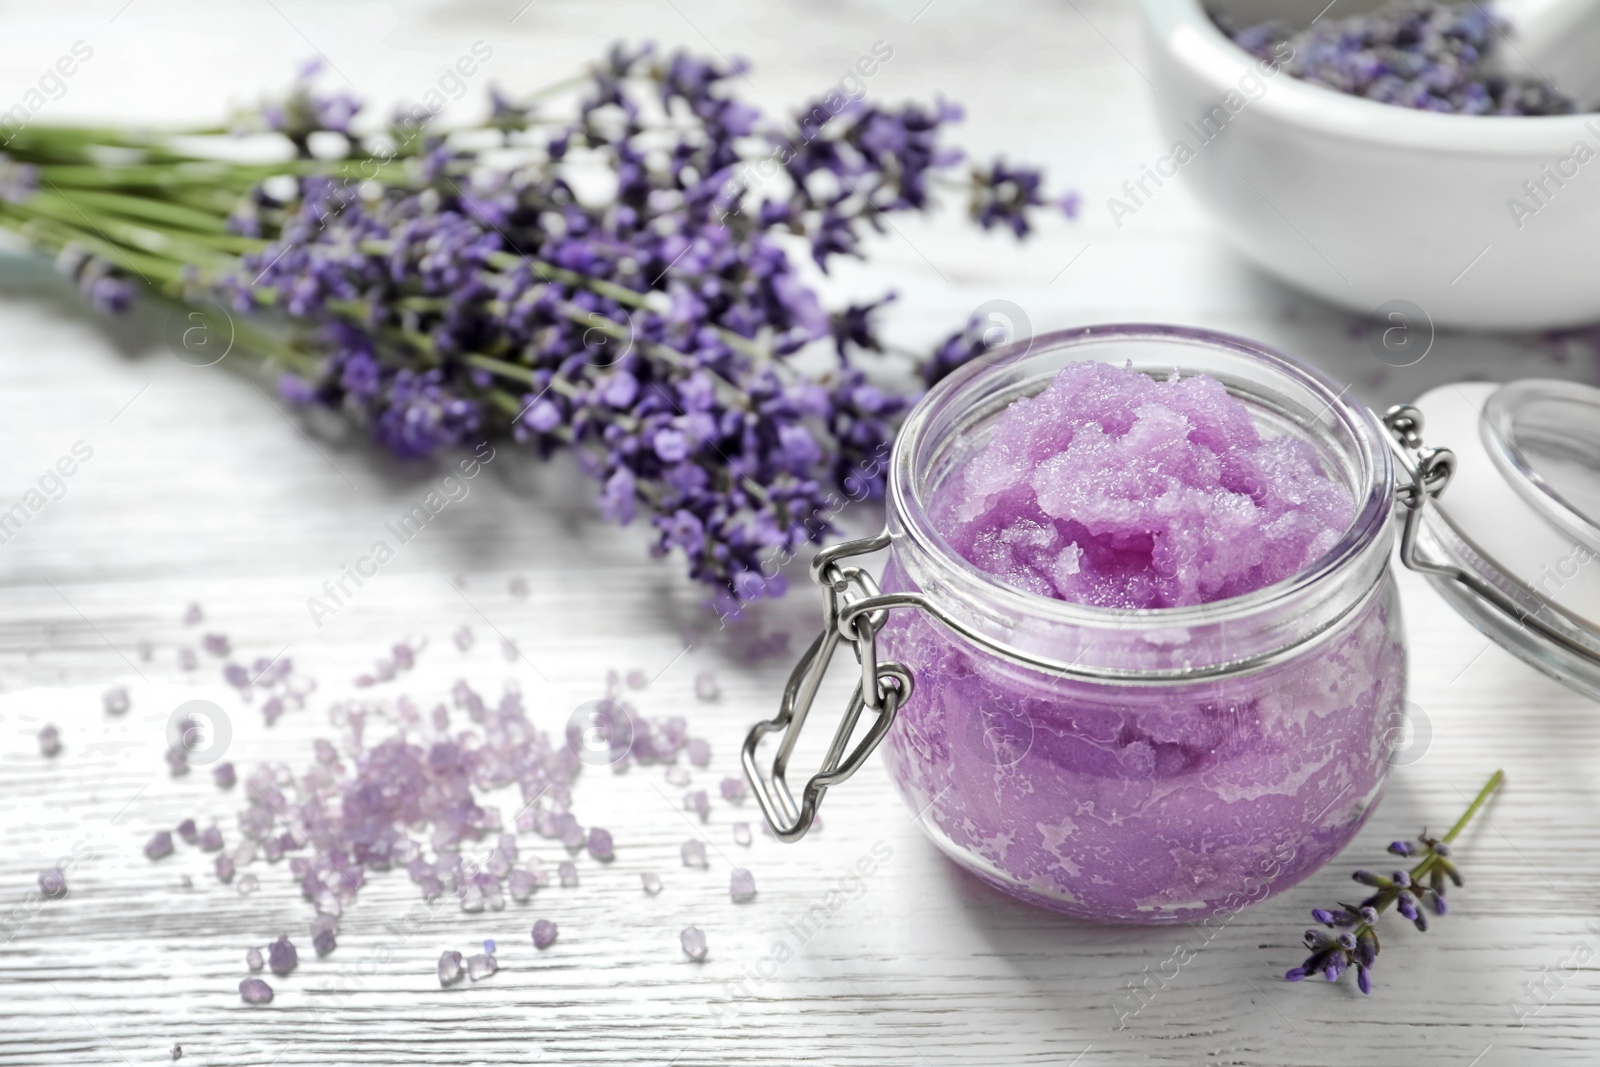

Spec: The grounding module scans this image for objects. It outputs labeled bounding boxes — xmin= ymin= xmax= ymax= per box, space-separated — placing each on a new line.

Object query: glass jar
xmin=744 ymin=324 xmax=1415 ymax=924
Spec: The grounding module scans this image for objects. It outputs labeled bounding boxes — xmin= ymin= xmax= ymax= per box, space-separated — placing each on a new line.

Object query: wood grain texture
xmin=2 ymin=1 xmax=1600 ymax=1064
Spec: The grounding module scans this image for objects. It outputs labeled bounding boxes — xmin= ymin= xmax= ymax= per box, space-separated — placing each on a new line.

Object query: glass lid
xmin=1406 ymin=379 xmax=1600 ymax=701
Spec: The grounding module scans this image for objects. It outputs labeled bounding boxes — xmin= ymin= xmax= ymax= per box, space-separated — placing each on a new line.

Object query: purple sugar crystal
xmin=684 ymin=790 xmax=710 ymax=821
xmin=197 ymin=826 xmax=224 ymax=852
xmin=508 ymin=868 xmax=537 ymax=902
xmin=223 ymin=663 xmax=249 ymax=689
xmin=237 ymin=873 xmax=259 ymax=895
xmin=178 ymin=648 xmax=197 ymax=671
xmin=719 ymin=777 xmax=747 ymax=802
xmin=144 ymin=831 xmax=173 ymax=860
xmin=641 ymin=872 xmax=662 ymax=895
xmin=37 ymin=867 xmax=66 ymax=898
xmin=557 ymin=861 xmax=578 ymax=888
xmin=202 ymin=633 xmax=230 ymax=657
xmin=680 ymin=926 xmax=708 ymax=961
xmin=176 ymin=819 xmax=197 ymax=844
xmin=165 ymin=749 xmax=191 ymax=777
xmin=466 ymin=952 xmax=497 ymax=980
xmin=686 ymin=738 xmax=711 ymax=768
xmin=531 ymin=919 xmax=558 ymax=949
xmin=482 ymin=938 xmax=496 ymax=954
xmin=183 ymin=602 xmax=203 ymax=625
xmin=267 ymin=934 xmax=298 ymax=975
xmin=38 ymin=725 xmax=61 ymax=758
xmin=625 ymin=668 xmax=647 ymax=690
xmin=586 ymin=827 xmax=614 ymax=861
xmin=215 ymin=855 xmax=235 ymax=882
xmin=246 ymin=947 xmax=263 ymax=971
xmin=694 ymin=669 xmax=719 ymax=702
xmin=238 ymin=977 xmax=273 ymax=1004
xmin=438 ymin=949 xmax=464 ymax=986
xmin=733 ymin=822 xmax=752 ymax=847
xmin=313 ymin=929 xmax=336 ymax=955
xmin=453 ymin=625 xmax=474 ymax=651
xmin=730 ymin=868 xmax=757 ymax=903
xmin=102 ymin=686 xmax=129 ymax=716
xmin=213 ymin=762 xmax=236 ymax=789
xmin=681 ymin=840 xmax=707 ymax=868
xmin=665 ymin=765 xmax=690 ymax=786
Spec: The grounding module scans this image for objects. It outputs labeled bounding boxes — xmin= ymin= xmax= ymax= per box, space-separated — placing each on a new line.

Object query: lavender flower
xmin=1286 ymin=770 xmax=1501 ymax=994
xmin=1218 ymin=2 xmax=1583 ymax=115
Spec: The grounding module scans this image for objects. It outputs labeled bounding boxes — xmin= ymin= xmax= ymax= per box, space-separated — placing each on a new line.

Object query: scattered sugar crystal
xmin=177 ymin=819 xmax=197 ymax=844
xmin=102 ymin=686 xmax=129 ymax=716
xmin=215 ymin=855 xmax=235 ymax=883
xmin=438 ymin=949 xmax=464 ymax=986
xmin=483 ymin=938 xmax=496 ymax=954
xmin=268 ymin=935 xmax=298 ymax=975
xmin=680 ymin=926 xmax=708 ymax=961
xmin=730 ymin=868 xmax=757 ymax=903
xmin=641 ymin=872 xmax=663 ymax=895
xmin=392 ymin=642 xmax=415 ymax=670
xmin=694 ymin=669 xmax=720 ymax=701
xmin=460 ymin=885 xmax=485 ymax=912
xmin=183 ymin=602 xmax=203 ymax=624
xmin=223 ymin=663 xmax=249 ymax=689
xmin=733 ymin=822 xmax=752 ymax=847
xmin=179 ymin=648 xmax=197 ymax=671
xmin=665 ymin=765 xmax=690 ymax=786
xmin=144 ymin=831 xmax=173 ymax=860
xmin=560 ymin=822 xmax=586 ymax=851
xmin=37 ymin=867 xmax=66 ymax=898
xmin=509 ymin=575 xmax=528 ymax=597
xmin=467 ymin=953 xmax=497 ymax=980
xmin=626 ymin=668 xmax=647 ymax=689
xmin=180 ymin=875 xmax=193 ymax=890
xmin=213 ymin=762 xmax=236 ymax=789
xmin=684 ymin=790 xmax=710 ymax=820
xmin=686 ymin=738 xmax=711 ymax=767
xmin=313 ymin=739 xmax=338 ymax=766
xmin=246 ymin=947 xmax=263 ymax=971
xmin=531 ymin=919 xmax=558 ymax=949
xmin=237 ymin=873 xmax=259 ymax=895
xmin=497 ymin=832 xmax=517 ymax=858
xmin=238 ymin=977 xmax=273 ymax=1004
xmin=453 ymin=625 xmax=474 ymax=652
xmin=198 ymin=826 xmax=223 ymax=852
xmin=38 ymin=725 xmax=61 ymax=758
xmin=586 ymin=828 xmax=614 ymax=861
xmin=170 ymin=1042 xmax=181 ymax=1061
xmin=262 ymin=697 xmax=285 ymax=726
xmin=719 ymin=777 xmax=747 ymax=802
xmin=558 ymin=861 xmax=578 ymax=887
xmin=508 ymin=869 xmax=537 ymax=901
xmin=681 ymin=840 xmax=708 ymax=868
xmin=202 ymin=634 xmax=230 ymax=657
xmin=312 ymin=929 xmax=336 ymax=956
xmin=165 ymin=749 xmax=191 ymax=777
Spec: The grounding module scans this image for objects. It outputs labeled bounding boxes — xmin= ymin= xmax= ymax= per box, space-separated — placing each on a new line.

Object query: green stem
xmin=1442 ymin=769 xmax=1504 ymax=845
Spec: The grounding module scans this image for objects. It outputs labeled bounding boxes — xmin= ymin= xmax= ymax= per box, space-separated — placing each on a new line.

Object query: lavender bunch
xmin=1218 ymin=2 xmax=1582 ymax=115
xmin=1287 ymin=769 xmax=1502 ymax=994
xmin=0 ymin=47 xmax=1072 ymax=618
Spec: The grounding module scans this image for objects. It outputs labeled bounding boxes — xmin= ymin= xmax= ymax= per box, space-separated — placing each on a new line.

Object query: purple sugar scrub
xmin=863 ymin=326 xmax=1406 ymax=923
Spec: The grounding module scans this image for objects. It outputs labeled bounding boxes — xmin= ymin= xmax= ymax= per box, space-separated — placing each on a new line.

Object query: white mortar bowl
xmin=1138 ymin=0 xmax=1600 ymax=330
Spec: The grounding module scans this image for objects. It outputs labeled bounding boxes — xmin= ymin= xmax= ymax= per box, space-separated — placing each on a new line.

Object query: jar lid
xmin=1407 ymin=379 xmax=1600 ymax=699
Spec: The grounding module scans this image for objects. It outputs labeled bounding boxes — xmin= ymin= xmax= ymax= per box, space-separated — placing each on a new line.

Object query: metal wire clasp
xmin=740 ymin=530 xmax=914 ymax=842
xmin=1382 ymin=404 xmax=1458 ymax=578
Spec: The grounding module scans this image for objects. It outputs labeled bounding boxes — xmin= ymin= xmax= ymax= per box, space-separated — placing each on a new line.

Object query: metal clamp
xmin=1382 ymin=404 xmax=1459 ymax=579
xmin=740 ymin=531 xmax=914 ymax=842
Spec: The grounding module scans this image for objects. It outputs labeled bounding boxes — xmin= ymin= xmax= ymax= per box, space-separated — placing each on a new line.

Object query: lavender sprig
xmin=0 ymin=45 xmax=1075 ymax=619
xmin=1287 ymin=769 xmax=1503 ymax=994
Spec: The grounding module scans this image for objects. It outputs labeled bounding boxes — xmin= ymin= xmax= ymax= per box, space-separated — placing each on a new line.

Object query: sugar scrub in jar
xmin=745 ymin=325 xmax=1408 ymax=924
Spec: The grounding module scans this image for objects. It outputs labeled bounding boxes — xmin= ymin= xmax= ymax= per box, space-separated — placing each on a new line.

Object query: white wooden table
xmin=2 ymin=1 xmax=1598 ymax=1064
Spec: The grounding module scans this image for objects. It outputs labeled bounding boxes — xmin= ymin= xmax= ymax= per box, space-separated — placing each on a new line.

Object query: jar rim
xmin=888 ymin=323 xmax=1396 ymax=633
